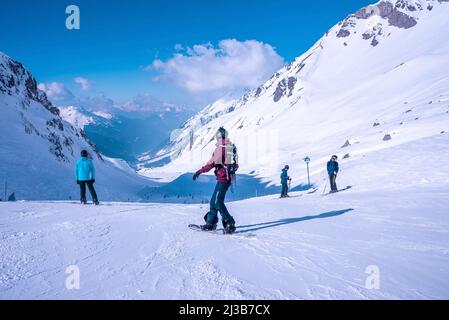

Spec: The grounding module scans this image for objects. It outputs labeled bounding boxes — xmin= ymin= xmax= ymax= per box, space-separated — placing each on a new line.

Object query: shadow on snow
xmin=139 ymin=173 xmax=313 ymax=204
xmin=236 ymin=208 xmax=354 ymax=234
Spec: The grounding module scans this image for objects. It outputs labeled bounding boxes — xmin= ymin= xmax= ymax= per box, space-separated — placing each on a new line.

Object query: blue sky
xmin=0 ymin=0 xmax=374 ymax=109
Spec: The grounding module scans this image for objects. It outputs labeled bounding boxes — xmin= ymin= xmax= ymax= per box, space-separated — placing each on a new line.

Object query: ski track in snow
xmin=1 ymin=179 xmax=449 ymax=299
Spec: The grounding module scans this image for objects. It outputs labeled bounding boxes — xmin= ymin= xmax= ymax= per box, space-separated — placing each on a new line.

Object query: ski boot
xmin=200 ymin=223 xmax=217 ymax=231
xmin=93 ymin=200 xmax=100 ymax=206
xmin=81 ymin=199 xmax=87 ymax=205
xmin=223 ymin=223 xmax=236 ymax=235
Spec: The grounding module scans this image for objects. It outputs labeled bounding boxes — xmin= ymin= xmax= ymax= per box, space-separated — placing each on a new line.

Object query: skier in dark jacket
xmin=193 ymin=127 xmax=237 ymax=234
xmin=327 ymin=155 xmax=339 ymax=193
xmin=8 ymin=192 xmax=16 ymax=202
xmin=280 ymin=165 xmax=292 ymax=198
xmin=75 ymin=150 xmax=99 ymax=205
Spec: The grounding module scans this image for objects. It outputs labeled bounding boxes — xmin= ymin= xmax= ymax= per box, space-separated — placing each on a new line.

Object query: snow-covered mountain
xmin=137 ymin=92 xmax=242 ymax=170
xmin=49 ymin=91 xmax=192 ymax=163
xmin=0 ymin=52 xmax=151 ymax=200
xmin=142 ymin=0 xmax=449 ymax=186
xmin=83 ymin=110 xmax=191 ymax=163
xmin=59 ymin=106 xmax=95 ymax=128
xmin=2 ymin=1 xmax=449 ymax=300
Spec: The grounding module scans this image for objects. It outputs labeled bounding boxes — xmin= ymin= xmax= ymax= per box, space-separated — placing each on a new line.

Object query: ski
xmin=278 ymin=187 xmax=317 ymax=199
xmin=307 ymin=187 xmax=319 ymax=194
xmin=322 ymin=185 xmax=353 ymax=196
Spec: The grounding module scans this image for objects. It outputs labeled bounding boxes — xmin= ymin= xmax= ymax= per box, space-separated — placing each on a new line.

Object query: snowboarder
xmin=280 ymin=165 xmax=292 ymax=198
xmin=75 ymin=150 xmax=99 ymax=205
xmin=192 ymin=127 xmax=238 ymax=234
xmin=327 ymin=155 xmax=339 ymax=193
xmin=7 ymin=192 xmax=16 ymax=202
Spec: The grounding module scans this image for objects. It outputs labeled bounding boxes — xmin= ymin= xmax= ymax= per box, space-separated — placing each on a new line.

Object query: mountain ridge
xmin=140 ymin=0 xmax=449 ymax=185
xmin=0 ymin=51 xmax=152 ymax=200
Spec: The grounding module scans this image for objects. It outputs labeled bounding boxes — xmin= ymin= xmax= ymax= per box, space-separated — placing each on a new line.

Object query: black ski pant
xmin=281 ymin=182 xmax=289 ymax=197
xmin=204 ymin=182 xmax=235 ymax=227
xmin=329 ymin=174 xmax=338 ymax=192
xmin=80 ymin=180 xmax=98 ymax=202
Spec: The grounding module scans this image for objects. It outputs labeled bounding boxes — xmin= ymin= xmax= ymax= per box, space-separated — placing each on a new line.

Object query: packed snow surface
xmin=1 ymin=134 xmax=449 ymax=299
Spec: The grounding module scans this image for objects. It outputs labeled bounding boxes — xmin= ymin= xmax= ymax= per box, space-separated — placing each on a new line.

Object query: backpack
xmin=224 ymin=143 xmax=239 ymax=175
xmin=219 ymin=141 xmax=239 ymax=190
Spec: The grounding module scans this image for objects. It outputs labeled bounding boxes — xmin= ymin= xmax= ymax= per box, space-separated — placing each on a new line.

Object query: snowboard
xmin=188 ymin=224 xmax=256 ymax=238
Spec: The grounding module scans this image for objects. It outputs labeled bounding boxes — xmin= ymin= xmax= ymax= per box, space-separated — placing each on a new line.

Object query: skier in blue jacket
xmin=75 ymin=150 xmax=99 ymax=205
xmin=327 ymin=155 xmax=339 ymax=193
xmin=8 ymin=192 xmax=16 ymax=202
xmin=280 ymin=165 xmax=292 ymax=198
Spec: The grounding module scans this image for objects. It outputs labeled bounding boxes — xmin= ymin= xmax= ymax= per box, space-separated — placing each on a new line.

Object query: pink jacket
xmin=199 ymin=138 xmax=233 ymax=183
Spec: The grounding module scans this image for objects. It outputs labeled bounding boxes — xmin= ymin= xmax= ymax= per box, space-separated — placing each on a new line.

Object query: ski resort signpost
xmin=304 ymin=156 xmax=311 ymax=188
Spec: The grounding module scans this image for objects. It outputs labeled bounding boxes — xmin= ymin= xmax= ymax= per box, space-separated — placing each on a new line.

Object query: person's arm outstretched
xmin=193 ymin=152 xmax=217 ymax=181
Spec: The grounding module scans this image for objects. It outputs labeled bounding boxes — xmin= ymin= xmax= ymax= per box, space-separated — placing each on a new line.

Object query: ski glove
xmin=91 ymin=179 xmax=96 ymax=183
xmin=76 ymin=180 xmax=80 ymax=185
xmin=193 ymin=171 xmax=201 ymax=181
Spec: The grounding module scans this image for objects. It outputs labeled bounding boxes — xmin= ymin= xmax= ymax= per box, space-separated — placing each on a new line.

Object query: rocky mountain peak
xmin=0 ymin=51 xmax=103 ymax=162
xmin=0 ymin=52 xmax=59 ymax=115
xmin=334 ymin=0 xmax=448 ymax=47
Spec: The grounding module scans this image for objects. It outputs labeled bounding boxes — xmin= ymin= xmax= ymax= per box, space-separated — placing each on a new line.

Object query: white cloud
xmin=74 ymin=76 xmax=92 ymax=91
xmin=174 ymin=44 xmax=184 ymax=51
xmin=38 ymin=80 xmax=179 ymax=115
xmin=117 ymin=93 xmax=180 ymax=113
xmin=149 ymin=39 xmax=285 ymax=94
xmin=79 ymin=93 xmax=115 ymax=112
xmin=38 ymin=82 xmax=113 ymax=112
xmin=37 ymin=82 xmax=74 ymax=102
xmin=92 ymin=111 xmax=113 ymax=120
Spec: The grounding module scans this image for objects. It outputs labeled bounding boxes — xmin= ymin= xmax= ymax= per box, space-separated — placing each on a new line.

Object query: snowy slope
xmin=0 ymin=52 xmax=151 ymax=201
xmin=59 ymin=106 xmax=96 ymax=129
xmin=137 ymin=92 xmax=242 ymax=175
xmin=142 ymin=0 xmax=449 ymax=186
xmin=1 ymin=133 xmax=449 ymax=299
xmin=58 ymin=106 xmax=114 ymax=130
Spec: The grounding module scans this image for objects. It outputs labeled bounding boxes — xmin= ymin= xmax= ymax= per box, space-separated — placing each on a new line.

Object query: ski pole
xmin=322 ymin=178 xmax=328 ymax=195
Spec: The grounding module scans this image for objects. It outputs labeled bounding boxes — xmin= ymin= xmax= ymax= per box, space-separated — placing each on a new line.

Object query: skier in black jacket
xmin=327 ymin=155 xmax=339 ymax=193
